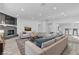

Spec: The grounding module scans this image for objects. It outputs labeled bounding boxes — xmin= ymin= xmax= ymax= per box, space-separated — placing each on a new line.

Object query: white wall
xmin=38 ymin=20 xmax=58 ymax=33
xmin=48 ymin=16 xmax=79 ymax=34
xmin=39 ymin=15 xmax=79 ymax=34
xmin=42 ymin=21 xmax=57 ymax=33
xmin=17 ymin=18 xmax=58 ymax=34
xmin=17 ymin=15 xmax=79 ymax=35
xmin=17 ymin=18 xmax=41 ymax=34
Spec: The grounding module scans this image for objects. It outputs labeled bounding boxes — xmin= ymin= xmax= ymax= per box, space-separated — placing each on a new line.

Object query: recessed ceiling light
xmin=21 ymin=8 xmax=24 ymax=11
xmin=53 ymin=7 xmax=57 ymax=10
xmin=61 ymin=12 xmax=66 ymax=16
xmin=48 ymin=15 xmax=51 ymax=17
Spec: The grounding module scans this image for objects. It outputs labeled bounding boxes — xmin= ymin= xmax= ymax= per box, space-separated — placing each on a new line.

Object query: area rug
xmin=16 ymin=39 xmax=28 ymax=55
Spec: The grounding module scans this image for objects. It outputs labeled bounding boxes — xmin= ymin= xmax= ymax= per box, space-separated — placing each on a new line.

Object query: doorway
xmin=73 ymin=28 xmax=78 ymax=36
xmin=65 ymin=28 xmax=69 ymax=35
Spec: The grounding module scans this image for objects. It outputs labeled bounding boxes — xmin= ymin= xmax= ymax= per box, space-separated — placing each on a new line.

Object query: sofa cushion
xmin=35 ymin=32 xmax=63 ymax=48
xmin=35 ymin=37 xmax=52 ymax=48
xmin=35 ymin=34 xmax=57 ymax=48
xmin=55 ymin=35 xmax=65 ymax=41
xmin=56 ymin=31 xmax=63 ymax=37
xmin=20 ymin=33 xmax=31 ymax=39
xmin=41 ymin=39 xmax=55 ymax=48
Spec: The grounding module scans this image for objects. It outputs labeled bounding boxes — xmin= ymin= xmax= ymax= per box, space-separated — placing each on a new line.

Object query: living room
xmin=0 ymin=3 xmax=79 ymax=55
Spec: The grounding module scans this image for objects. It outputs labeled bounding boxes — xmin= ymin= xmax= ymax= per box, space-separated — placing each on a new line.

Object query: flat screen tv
xmin=24 ymin=27 xmax=31 ymax=31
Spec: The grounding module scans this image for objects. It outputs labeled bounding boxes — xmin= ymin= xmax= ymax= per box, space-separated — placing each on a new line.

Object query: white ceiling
xmin=0 ymin=3 xmax=79 ymax=20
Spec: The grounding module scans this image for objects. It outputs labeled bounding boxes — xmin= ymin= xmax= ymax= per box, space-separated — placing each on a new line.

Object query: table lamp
xmin=0 ymin=30 xmax=4 ymax=43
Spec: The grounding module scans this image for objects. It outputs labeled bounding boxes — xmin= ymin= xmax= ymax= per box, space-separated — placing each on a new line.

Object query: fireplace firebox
xmin=8 ymin=30 xmax=14 ymax=35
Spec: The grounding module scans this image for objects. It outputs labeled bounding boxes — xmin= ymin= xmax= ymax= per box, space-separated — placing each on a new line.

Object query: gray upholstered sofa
xmin=25 ymin=35 xmax=68 ymax=55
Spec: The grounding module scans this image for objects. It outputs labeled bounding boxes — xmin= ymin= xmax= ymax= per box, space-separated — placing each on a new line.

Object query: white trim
xmin=0 ymin=24 xmax=17 ymax=27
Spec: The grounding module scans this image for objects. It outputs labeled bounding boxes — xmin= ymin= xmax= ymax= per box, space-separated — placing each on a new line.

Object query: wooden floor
xmin=3 ymin=37 xmax=21 ymax=55
xmin=2 ymin=35 xmax=79 ymax=55
xmin=63 ymin=36 xmax=79 ymax=55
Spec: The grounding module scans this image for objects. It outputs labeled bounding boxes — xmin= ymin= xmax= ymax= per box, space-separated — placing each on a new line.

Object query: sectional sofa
xmin=25 ymin=34 xmax=68 ymax=55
